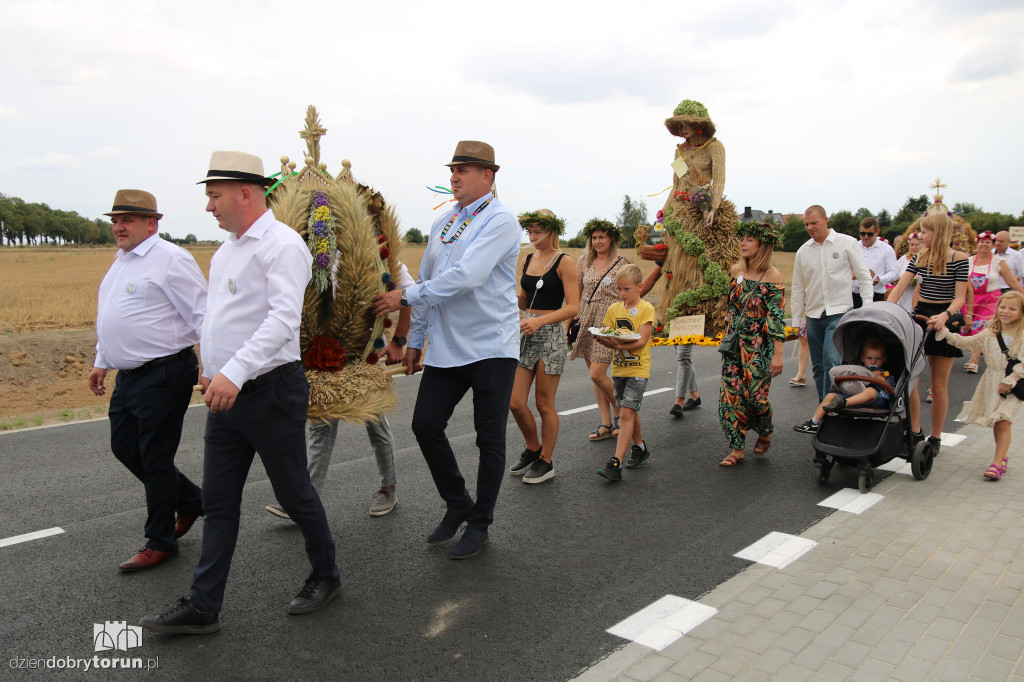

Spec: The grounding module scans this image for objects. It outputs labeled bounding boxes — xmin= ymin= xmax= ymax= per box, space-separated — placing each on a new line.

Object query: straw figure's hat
xmin=104 ymin=189 xmax=163 ymax=220
xmin=197 ymin=151 xmax=274 ymax=186
xmin=665 ymin=99 xmax=716 ymax=138
xmin=266 ymin=105 xmax=404 ymax=424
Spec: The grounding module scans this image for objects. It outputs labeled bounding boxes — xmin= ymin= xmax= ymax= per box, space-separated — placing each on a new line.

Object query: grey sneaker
xmin=265 ymin=504 xmax=291 ymax=520
xmin=509 ymin=447 xmax=541 ymax=475
xmin=369 ymin=486 xmax=397 ymax=516
xmin=523 ymin=459 xmax=555 ymax=484
xmin=625 ymin=442 xmax=651 ymax=469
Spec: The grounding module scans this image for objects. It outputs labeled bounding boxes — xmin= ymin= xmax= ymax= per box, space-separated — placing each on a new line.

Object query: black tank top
xmin=521 ymin=253 xmax=567 ymax=311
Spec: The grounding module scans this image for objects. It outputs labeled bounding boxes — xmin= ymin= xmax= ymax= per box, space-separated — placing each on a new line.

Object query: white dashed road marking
xmin=0 ymin=527 xmax=64 ymax=548
xmin=818 ymin=489 xmax=884 ymax=514
xmin=606 ymin=595 xmax=717 ymax=651
xmin=558 ymin=387 xmax=672 ymax=416
xmin=734 ymin=532 xmax=817 ymax=569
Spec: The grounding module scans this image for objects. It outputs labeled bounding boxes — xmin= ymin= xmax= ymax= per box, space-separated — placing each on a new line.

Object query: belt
xmin=119 ymin=347 xmax=194 ymax=376
xmin=241 ymin=360 xmax=303 ymax=392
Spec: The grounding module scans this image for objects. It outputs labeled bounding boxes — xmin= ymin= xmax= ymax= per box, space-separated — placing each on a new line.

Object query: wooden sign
xmin=669 ymin=315 xmax=705 ymax=339
xmin=1009 ymin=226 xmax=1024 ymax=246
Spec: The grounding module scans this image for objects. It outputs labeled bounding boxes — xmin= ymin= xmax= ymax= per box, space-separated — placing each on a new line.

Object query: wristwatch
xmin=392 ymin=336 xmax=407 ymax=347
xmin=399 ymin=290 xmax=410 ymax=308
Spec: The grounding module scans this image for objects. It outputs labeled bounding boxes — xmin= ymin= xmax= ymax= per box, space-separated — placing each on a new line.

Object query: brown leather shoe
xmin=118 ymin=547 xmax=178 ymax=572
xmin=174 ymin=508 xmax=203 ymax=539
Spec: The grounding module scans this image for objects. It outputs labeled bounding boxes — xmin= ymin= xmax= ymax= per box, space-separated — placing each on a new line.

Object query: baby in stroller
xmin=795 ymin=338 xmax=896 ymax=433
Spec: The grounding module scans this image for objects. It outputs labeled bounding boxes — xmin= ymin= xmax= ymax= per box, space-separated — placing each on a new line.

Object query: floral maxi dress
xmin=719 ymin=277 xmax=786 ymax=449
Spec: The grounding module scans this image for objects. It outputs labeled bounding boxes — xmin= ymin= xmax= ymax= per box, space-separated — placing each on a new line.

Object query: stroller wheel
xmin=911 ymin=441 xmax=933 ymax=480
xmin=814 ymin=458 xmax=832 ymax=486
xmin=858 ymin=468 xmax=875 ymax=494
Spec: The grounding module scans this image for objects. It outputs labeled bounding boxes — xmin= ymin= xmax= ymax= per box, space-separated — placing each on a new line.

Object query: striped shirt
xmin=907 ymin=256 xmax=969 ymax=301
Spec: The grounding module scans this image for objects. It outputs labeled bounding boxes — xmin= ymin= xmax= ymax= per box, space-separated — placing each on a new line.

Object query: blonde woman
xmin=508 ymin=210 xmax=579 ymax=484
xmin=569 ymin=219 xmax=630 ymax=441
xmin=887 ymin=212 xmax=969 ymax=453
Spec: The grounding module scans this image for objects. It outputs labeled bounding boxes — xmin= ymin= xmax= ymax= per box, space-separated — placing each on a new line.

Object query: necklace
xmin=438 ymin=199 xmax=491 ymax=244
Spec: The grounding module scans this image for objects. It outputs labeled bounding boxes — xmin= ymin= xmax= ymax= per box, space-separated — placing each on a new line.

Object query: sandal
xmin=984 ymin=464 xmax=1004 ymax=480
xmin=789 ymin=375 xmax=806 ymax=387
xmin=926 ymin=386 xmax=933 ymax=403
xmin=589 ymin=424 xmax=613 ymax=441
xmin=754 ymin=436 xmax=772 ymax=455
xmin=964 ymin=362 xmax=978 ymax=374
xmin=720 ymin=452 xmax=745 ymax=467
xmin=611 ymin=416 xmax=621 ymax=437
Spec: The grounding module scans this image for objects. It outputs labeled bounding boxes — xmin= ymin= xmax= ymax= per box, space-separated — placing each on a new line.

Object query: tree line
xmin=0 ymin=192 xmax=115 ymax=246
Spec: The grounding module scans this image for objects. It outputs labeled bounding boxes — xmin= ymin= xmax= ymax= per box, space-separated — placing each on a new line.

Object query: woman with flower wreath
xmin=657 ymin=99 xmax=739 ymax=336
xmin=569 ymin=219 xmax=631 ymax=441
xmin=961 ymin=232 xmax=1024 ymax=373
xmin=719 ymin=222 xmax=786 ymax=467
xmin=508 ymin=210 xmax=579 ymax=484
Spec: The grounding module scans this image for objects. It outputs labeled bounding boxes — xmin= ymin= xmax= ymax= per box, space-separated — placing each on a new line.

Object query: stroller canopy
xmin=832 ymin=302 xmax=927 ymax=388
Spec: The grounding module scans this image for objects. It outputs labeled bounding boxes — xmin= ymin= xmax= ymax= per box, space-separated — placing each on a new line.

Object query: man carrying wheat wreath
xmin=88 ymin=189 xmax=207 ymax=572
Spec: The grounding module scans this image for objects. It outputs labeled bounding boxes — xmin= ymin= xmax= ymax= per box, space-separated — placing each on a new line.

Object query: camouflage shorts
xmin=518 ymin=314 xmax=567 ymax=375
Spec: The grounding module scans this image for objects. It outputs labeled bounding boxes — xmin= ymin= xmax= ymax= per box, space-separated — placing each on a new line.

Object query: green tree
xmin=781 ymin=216 xmax=806 ymax=252
xmin=892 ymin=194 xmax=930 ymax=232
xmin=953 ymin=202 xmax=980 ymax=217
xmin=566 ymin=232 xmax=586 ymax=248
xmin=404 ymin=227 xmax=424 ymax=244
xmin=877 ymin=208 xmax=892 ymax=228
xmin=616 ymin=195 xmax=648 ymax=248
xmin=828 ymin=210 xmax=858 ymax=237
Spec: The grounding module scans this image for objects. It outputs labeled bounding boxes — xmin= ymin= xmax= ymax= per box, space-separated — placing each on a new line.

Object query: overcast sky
xmin=2 ymin=0 xmax=1022 ymax=242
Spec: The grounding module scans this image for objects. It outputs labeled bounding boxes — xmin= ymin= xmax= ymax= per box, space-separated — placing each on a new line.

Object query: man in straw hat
xmin=372 ymin=140 xmax=520 ymax=559
xmin=89 ymin=189 xmax=207 ymax=572
xmin=141 ymin=151 xmax=341 ymax=635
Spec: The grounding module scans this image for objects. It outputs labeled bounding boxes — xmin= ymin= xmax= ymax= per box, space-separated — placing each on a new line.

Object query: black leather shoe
xmin=140 ymin=596 xmax=220 ymax=635
xmin=426 ymin=503 xmax=473 ymax=544
xmin=450 ymin=525 xmax=489 ymax=560
xmin=683 ymin=397 xmax=702 ymax=411
xmin=287 ymin=576 xmax=343 ymax=615
xmin=668 ymin=404 xmax=684 ymax=418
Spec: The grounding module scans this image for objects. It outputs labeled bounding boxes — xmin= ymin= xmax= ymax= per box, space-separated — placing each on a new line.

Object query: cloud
xmin=87 ymin=145 xmax=124 ymax=159
xmin=949 ymin=42 xmax=1024 ymax=83
xmin=0 ymin=104 xmax=22 ymax=119
xmin=19 ymin=152 xmax=82 ymax=170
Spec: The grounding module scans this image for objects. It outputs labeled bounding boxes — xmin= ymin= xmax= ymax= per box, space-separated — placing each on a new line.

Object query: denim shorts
xmin=613 ymin=376 xmax=648 ymax=411
xmin=840 ymin=388 xmax=890 ymax=409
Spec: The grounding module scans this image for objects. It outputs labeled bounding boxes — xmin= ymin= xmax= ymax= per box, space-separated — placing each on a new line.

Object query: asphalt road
xmin=0 ymin=340 xmax=975 ymax=680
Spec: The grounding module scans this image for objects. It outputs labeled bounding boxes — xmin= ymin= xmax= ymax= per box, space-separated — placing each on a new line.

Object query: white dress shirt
xmin=201 ymin=211 xmax=312 ymax=389
xmin=853 ymin=239 xmax=899 ymax=296
xmin=94 ymin=234 xmax=207 ymax=370
xmin=994 ymin=248 xmax=1024 ymax=289
xmin=790 ymin=229 xmax=873 ymax=322
xmin=406 ymin=192 xmax=521 ymax=368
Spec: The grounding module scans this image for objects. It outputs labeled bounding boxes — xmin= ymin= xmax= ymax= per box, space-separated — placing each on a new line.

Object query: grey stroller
xmin=812 ymin=302 xmax=932 ymax=493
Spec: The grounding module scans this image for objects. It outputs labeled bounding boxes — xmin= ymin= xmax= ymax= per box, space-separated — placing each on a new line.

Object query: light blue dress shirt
xmin=406 ymin=192 xmax=520 ymax=368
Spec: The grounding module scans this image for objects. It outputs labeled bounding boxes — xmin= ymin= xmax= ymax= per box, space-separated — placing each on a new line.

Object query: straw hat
xmin=444 ymin=140 xmax=499 ymax=172
xmin=665 ymin=99 xmax=716 ymax=138
xmin=104 ymin=189 xmax=163 ymax=220
xmin=198 ymin=150 xmax=273 ymax=186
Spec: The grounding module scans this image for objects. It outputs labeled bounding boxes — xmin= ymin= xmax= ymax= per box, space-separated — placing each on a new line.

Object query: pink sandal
xmin=984 ymin=457 xmax=1008 ymax=480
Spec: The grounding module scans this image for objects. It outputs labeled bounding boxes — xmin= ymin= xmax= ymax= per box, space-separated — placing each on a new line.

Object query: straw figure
xmin=657 ymin=99 xmax=740 ymax=335
xmin=901 ymin=178 xmax=977 ymax=255
xmin=267 ymin=105 xmax=404 ymax=423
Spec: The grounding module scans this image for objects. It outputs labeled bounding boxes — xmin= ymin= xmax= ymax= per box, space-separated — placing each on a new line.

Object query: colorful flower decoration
xmin=661 ymin=210 xmax=730 ymax=317
xmin=306 ymin=190 xmax=338 ymax=293
xmin=302 ymin=336 xmax=347 ymax=372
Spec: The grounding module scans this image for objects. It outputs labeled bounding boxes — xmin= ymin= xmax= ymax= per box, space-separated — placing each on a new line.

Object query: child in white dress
xmin=936 ymin=292 xmax=1024 ymax=480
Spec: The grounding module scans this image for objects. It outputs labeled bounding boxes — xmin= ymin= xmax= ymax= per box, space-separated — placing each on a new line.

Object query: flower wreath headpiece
xmin=582 ymin=218 xmax=622 ymax=245
xmin=976 ymin=231 xmax=995 ymax=242
xmin=518 ymin=209 xmax=566 ymax=236
xmin=735 ymin=221 xmax=783 ymax=249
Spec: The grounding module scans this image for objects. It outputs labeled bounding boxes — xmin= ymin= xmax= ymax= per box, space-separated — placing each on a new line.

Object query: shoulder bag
xmin=718 ymin=271 xmax=767 ymax=357
xmin=567 ymin=256 xmax=623 ymax=345
xmin=996 ymin=333 xmax=1024 ymax=400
